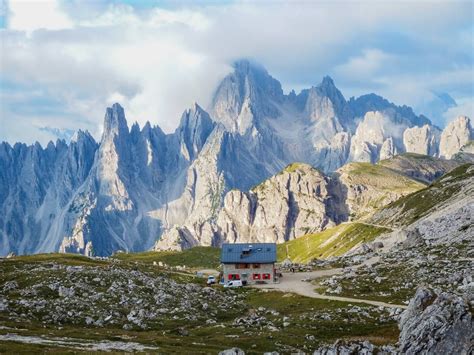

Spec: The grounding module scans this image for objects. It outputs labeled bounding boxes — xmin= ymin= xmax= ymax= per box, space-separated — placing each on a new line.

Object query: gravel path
xmin=252 ymin=258 xmax=407 ymax=309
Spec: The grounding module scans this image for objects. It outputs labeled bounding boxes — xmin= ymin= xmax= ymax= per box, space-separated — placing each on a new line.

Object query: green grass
xmin=314 ymin=240 xmax=473 ymax=305
xmin=244 ymin=291 xmax=398 ymax=345
xmin=282 ymin=162 xmax=312 ymax=173
xmin=342 ymin=162 xmax=425 ymax=192
xmin=277 ymin=223 xmax=391 ymax=263
xmin=314 ymin=264 xmax=416 ymax=304
xmin=5 ymin=253 xmax=108 ymax=266
xmin=380 ymin=152 xmax=436 ymax=162
xmin=112 ymin=246 xmax=221 ymax=269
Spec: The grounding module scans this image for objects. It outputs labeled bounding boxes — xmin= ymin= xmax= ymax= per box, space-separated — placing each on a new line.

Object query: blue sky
xmin=0 ymin=0 xmax=473 ymax=144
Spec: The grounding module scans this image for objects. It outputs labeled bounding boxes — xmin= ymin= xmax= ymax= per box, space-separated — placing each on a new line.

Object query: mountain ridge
xmin=1 ymin=59 xmax=473 ymax=256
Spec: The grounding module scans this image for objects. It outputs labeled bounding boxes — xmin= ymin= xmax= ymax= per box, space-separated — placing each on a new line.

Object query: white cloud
xmin=8 ymin=0 xmax=73 ymax=32
xmin=335 ymin=49 xmax=395 ymax=80
xmin=444 ymin=98 xmax=474 ymax=125
xmin=0 ymin=0 xmax=472 ymax=144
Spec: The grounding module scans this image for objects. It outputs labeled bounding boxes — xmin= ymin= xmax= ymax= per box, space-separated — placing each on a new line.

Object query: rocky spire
xmin=209 ymin=59 xmax=283 ymax=133
xmin=299 ymin=75 xmax=353 ymax=130
xmin=439 ymin=116 xmax=473 ymax=159
xmin=102 ymin=103 xmax=129 ymax=141
xmin=177 ymin=103 xmax=215 ymax=161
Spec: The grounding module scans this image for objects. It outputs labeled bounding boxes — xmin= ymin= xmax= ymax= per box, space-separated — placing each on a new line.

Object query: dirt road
xmin=252 ymin=258 xmax=407 ymax=309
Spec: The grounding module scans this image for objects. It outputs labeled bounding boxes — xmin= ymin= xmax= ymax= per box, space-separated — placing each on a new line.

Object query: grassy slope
xmin=378 ymin=153 xmax=461 ymax=184
xmin=341 ymin=162 xmax=425 ymax=193
xmin=112 ymin=246 xmax=221 ymax=269
xmin=337 ymin=162 xmax=426 ymax=220
xmin=10 ymin=253 xmax=108 ymax=266
xmin=277 ymin=223 xmax=391 ymax=263
xmin=370 ymin=163 xmax=474 ymax=227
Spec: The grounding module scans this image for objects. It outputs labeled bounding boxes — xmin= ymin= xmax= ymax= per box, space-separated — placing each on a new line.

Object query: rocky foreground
xmin=0 ymin=249 xmax=472 ymax=353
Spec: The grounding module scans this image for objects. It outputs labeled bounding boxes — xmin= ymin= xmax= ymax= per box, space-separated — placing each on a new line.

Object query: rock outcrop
xmin=214 ymin=163 xmax=345 ymax=244
xmin=439 ymin=116 xmax=473 ymax=159
xmin=403 ymin=124 xmax=441 ymax=156
xmin=348 ymin=110 xmax=405 ymax=163
xmin=399 ymin=288 xmax=473 ymax=354
xmin=313 ymin=340 xmax=396 ymax=354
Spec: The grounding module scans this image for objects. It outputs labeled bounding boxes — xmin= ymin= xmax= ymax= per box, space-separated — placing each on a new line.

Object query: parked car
xmin=224 ymin=280 xmax=243 ymax=288
xmin=206 ymin=275 xmax=216 ymax=285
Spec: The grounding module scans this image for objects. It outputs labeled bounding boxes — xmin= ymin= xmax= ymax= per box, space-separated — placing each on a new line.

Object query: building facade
xmin=220 ymin=243 xmax=277 ymax=285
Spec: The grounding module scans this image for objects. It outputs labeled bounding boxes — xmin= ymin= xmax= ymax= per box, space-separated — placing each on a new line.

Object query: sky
xmin=0 ymin=0 xmax=473 ymax=145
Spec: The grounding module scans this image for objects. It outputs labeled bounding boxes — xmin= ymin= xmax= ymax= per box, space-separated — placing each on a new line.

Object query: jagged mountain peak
xmin=209 ymin=59 xmax=283 ymax=132
xmin=184 ymin=102 xmax=207 ymax=117
xmin=177 ymin=103 xmax=216 ymax=161
xmin=232 ymin=58 xmax=267 ymax=76
xmin=318 ymin=75 xmax=336 ymax=90
xmin=2 ymin=60 xmax=473 ymax=258
xmin=130 ymin=121 xmax=141 ymax=134
xmin=348 ymin=93 xmax=431 ymax=127
xmin=70 ymin=129 xmax=94 ymax=144
xmin=103 ymin=103 xmax=128 ymax=139
xmin=452 ymin=115 xmax=471 ymax=126
xmin=311 ymin=75 xmax=344 ymax=101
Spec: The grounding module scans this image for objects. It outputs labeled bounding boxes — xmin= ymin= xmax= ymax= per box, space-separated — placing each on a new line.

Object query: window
xmin=228 ymin=274 xmax=240 ymax=280
xmin=262 ymin=273 xmax=271 ymax=280
xmin=236 ymin=263 xmax=250 ymax=269
xmin=252 ymin=264 xmax=261 ymax=269
xmin=253 ymin=274 xmax=261 ymax=280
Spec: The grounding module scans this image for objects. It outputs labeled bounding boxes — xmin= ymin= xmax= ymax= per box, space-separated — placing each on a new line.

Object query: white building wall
xmin=222 ymin=263 xmax=275 ymax=284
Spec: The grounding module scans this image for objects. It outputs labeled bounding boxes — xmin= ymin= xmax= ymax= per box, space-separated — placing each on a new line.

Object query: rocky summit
xmin=1 ymin=60 xmax=473 ymax=257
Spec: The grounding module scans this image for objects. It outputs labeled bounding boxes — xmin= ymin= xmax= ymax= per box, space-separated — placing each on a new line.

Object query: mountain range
xmin=1 ymin=59 xmax=473 ymax=256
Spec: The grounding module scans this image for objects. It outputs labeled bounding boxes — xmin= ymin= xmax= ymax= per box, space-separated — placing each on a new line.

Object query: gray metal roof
xmin=220 ymin=243 xmax=277 ymax=263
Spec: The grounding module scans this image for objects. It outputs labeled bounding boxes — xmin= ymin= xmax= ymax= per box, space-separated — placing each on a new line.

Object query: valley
xmin=0 ymin=61 xmax=473 ymax=353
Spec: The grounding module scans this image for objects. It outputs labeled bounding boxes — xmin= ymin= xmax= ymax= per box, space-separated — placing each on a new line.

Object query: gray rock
xmin=218 ymin=348 xmax=245 ymax=355
xmin=440 ymin=116 xmax=473 ymax=159
xmin=399 ymin=287 xmax=473 ymax=354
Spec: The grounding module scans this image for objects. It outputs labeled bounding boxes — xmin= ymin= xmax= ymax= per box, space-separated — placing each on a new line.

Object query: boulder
xmin=399 ymin=287 xmax=473 ymax=354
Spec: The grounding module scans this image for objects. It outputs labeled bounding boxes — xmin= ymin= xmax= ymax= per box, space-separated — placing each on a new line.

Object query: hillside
xmin=276 ymin=223 xmax=390 ymax=263
xmin=378 ymin=153 xmax=461 ymax=183
xmin=336 ymin=162 xmax=425 ymax=220
xmin=112 ymin=246 xmax=220 ymax=269
xmin=370 ymin=164 xmax=474 ymax=228
xmin=157 ymin=158 xmax=426 ymax=250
